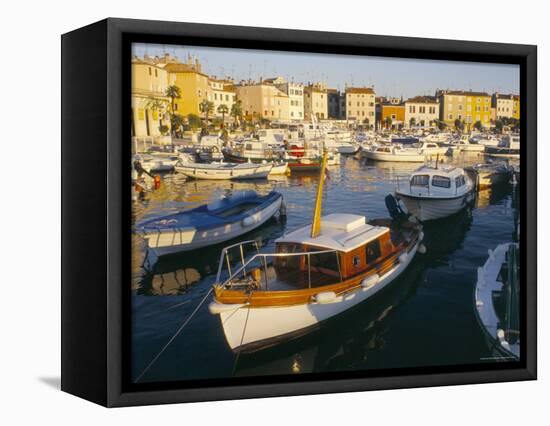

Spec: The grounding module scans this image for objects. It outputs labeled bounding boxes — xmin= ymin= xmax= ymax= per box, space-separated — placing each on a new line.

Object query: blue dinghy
xmin=135 ymin=191 xmax=284 ymax=257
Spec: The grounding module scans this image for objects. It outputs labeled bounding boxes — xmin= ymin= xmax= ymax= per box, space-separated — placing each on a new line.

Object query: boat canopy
xmin=275 ymin=213 xmax=388 ymax=253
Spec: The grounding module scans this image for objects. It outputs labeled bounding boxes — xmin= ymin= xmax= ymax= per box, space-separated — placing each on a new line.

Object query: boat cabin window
xmin=455 ymin=175 xmax=466 ymax=188
xmin=366 ymin=240 xmax=381 ymax=264
xmin=410 ymin=174 xmax=430 ymax=187
xmin=432 ymin=175 xmax=451 ymax=188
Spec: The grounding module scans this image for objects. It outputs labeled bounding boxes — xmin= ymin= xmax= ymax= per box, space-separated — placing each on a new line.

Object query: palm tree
xmin=217 ymin=104 xmax=229 ymax=126
xmin=165 ymin=85 xmax=181 ymax=116
xmin=230 ymin=100 xmax=243 ymax=128
xmin=165 ymin=85 xmax=181 ymax=136
xmin=199 ymin=99 xmax=214 ymax=127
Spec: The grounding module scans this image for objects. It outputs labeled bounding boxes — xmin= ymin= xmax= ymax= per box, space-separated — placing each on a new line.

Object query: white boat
xmin=450 ymin=135 xmax=485 ymax=152
xmin=133 ymin=153 xmax=180 ymax=172
xmin=485 ymin=134 xmax=520 ymax=159
xmin=476 ymin=134 xmax=501 ymax=147
xmin=362 ymin=145 xmax=430 ymax=163
xmin=465 ymin=162 xmax=512 ymax=189
xmin=135 ymin=191 xmax=284 ymax=257
xmin=323 ymin=137 xmax=360 ymax=154
xmin=209 ymin=153 xmax=424 ymax=351
xmin=223 ymin=139 xmax=285 ymax=163
xmin=267 ymin=161 xmax=289 ymax=175
xmin=195 ymin=135 xmax=225 ymax=162
xmin=175 ymin=161 xmax=272 ymax=180
xmin=394 ymin=164 xmax=475 ymax=221
xmin=474 ymin=243 xmax=520 ymax=360
xmin=413 ymin=141 xmax=450 ymax=156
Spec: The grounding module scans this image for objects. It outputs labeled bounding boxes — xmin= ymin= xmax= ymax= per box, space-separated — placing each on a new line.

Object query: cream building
xmin=131 ymin=59 xmax=171 ymax=142
xmin=438 ymin=90 xmax=492 ymax=129
xmin=236 ymin=81 xmax=290 ymax=121
xmin=271 ymin=79 xmax=304 ymax=121
xmin=304 ymin=83 xmax=328 ymax=120
xmin=209 ymin=78 xmax=237 ymax=120
xmin=404 ymin=96 xmax=439 ymax=128
xmin=492 ymin=93 xmax=520 ymax=120
xmin=345 ymin=87 xmax=376 ymax=125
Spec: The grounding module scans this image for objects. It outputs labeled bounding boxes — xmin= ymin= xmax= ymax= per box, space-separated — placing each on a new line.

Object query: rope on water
xmin=135 ymin=287 xmax=213 ymax=383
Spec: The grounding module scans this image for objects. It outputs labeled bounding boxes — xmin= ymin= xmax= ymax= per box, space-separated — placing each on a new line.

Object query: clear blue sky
xmin=133 ymin=43 xmax=519 ymax=99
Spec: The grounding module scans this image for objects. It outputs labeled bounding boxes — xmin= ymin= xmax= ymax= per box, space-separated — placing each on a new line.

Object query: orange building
xmin=378 ymin=103 xmax=405 ymax=130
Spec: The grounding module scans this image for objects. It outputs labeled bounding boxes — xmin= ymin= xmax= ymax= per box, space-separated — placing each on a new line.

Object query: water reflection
xmin=131 ymin=152 xmax=520 ymax=382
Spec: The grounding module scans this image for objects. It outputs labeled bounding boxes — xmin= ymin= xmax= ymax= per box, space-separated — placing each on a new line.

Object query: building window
xmin=148 ymin=67 xmax=152 ymax=76
xmin=154 ymin=69 xmax=158 ymax=77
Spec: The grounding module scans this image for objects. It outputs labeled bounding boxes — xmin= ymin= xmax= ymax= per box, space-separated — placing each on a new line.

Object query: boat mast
xmin=311 ymin=150 xmax=329 ymax=238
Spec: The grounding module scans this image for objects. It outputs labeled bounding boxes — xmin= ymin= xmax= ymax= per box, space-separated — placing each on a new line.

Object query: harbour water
xmin=131 ymin=152 xmax=520 ymax=383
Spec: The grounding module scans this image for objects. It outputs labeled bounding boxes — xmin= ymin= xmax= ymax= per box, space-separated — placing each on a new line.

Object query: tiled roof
xmin=405 ymin=96 xmax=438 ymax=104
xmin=346 ymin=87 xmax=375 ymax=94
xmin=444 ymin=90 xmax=490 ymax=97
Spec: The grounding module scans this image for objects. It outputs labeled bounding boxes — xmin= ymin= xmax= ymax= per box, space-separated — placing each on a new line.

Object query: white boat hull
xmin=143 ymin=196 xmax=282 ymax=256
xmin=213 ymin=241 xmax=420 ymax=350
xmin=175 ymin=163 xmax=272 ymax=180
xmin=363 ymin=151 xmax=427 ymax=162
xmin=396 ymin=192 xmax=474 ymax=221
xmin=474 ymin=243 xmax=520 ymax=360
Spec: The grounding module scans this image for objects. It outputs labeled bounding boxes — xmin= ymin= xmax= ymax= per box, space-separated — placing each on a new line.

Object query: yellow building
xmin=345 ymin=87 xmax=376 ymax=125
xmin=236 ymin=82 xmax=290 ymax=122
xmin=164 ymin=58 xmax=210 ymax=117
xmin=439 ymin=90 xmax=492 ymax=129
xmin=131 ymin=59 xmax=171 ymax=143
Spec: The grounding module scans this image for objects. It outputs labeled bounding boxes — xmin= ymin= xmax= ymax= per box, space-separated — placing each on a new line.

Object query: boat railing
xmin=216 ymin=243 xmax=342 ymax=291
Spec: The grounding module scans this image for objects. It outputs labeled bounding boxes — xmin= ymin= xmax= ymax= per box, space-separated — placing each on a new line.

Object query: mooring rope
xmin=231 ymin=298 xmax=252 ymax=376
xmin=135 ymin=287 xmax=213 ymax=383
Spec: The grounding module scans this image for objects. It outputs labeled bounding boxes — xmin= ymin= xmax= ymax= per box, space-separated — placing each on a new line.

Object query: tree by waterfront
xmin=165 ymin=85 xmax=182 ymax=137
xmin=199 ymin=99 xmax=214 ymax=133
xmin=217 ymin=104 xmax=229 ymax=126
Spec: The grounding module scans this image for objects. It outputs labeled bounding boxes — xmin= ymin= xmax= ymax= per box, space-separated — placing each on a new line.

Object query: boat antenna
xmin=435 ymin=153 xmax=439 ymax=169
xmin=311 ymin=150 xmax=329 ymax=238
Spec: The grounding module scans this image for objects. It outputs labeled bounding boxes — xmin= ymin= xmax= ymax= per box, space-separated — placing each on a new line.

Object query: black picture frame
xmin=61 ymin=17 xmax=537 ymax=407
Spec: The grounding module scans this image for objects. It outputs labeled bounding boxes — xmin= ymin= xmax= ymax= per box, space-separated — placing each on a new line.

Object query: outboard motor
xmin=385 ymin=194 xmax=408 ymax=222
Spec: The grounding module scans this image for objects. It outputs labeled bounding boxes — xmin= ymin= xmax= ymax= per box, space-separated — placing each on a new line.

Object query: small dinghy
xmin=474 ymin=243 xmax=520 ymax=360
xmin=175 ymin=161 xmax=272 ymax=180
xmin=135 ymin=191 xmax=284 ymax=257
xmin=209 ymin=152 xmax=424 ymax=351
xmin=465 ymin=162 xmax=512 ymax=190
xmin=394 ymin=164 xmax=474 ymax=221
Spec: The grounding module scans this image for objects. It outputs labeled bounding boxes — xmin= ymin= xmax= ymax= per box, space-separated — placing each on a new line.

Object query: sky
xmin=133 ymin=43 xmax=519 ymax=99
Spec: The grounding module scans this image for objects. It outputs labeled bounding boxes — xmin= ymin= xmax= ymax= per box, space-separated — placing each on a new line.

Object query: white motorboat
xmin=362 ymin=144 xmax=434 ymax=163
xmin=485 ymin=134 xmax=520 ymax=159
xmin=223 ymin=139 xmax=285 ymax=163
xmin=175 ymin=161 xmax=272 ymax=180
xmin=133 ymin=153 xmax=180 ymax=172
xmin=394 ymin=164 xmax=475 ymax=221
xmin=209 ymin=152 xmax=423 ymax=351
xmin=476 ymin=134 xmax=501 ymax=148
xmin=135 ymin=191 xmax=284 ymax=257
xmin=195 ymin=135 xmax=225 ymax=162
xmin=474 ymin=243 xmax=520 ymax=360
xmin=449 ymin=135 xmax=485 ymax=152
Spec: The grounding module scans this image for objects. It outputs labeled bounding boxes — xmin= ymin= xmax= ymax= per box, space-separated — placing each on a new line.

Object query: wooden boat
xmin=209 ymin=152 xmax=424 ymax=351
xmin=465 ymin=162 xmax=512 ymax=190
xmin=175 ymin=161 xmax=272 ymax=180
xmin=135 ymin=191 xmax=284 ymax=257
xmin=474 ymin=243 xmax=520 ymax=360
xmin=394 ymin=164 xmax=475 ymax=221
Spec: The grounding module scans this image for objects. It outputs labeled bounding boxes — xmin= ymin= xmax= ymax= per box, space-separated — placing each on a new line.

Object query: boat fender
xmin=417 ymin=244 xmax=427 ymax=254
xmin=418 ymin=231 xmax=424 ymax=241
xmin=313 ymin=291 xmax=337 ymax=304
xmin=208 ymin=301 xmax=245 ymax=315
xmin=279 ymin=200 xmax=287 ymax=217
xmin=361 ymin=274 xmax=379 ymax=289
xmin=242 ymin=214 xmax=260 ymax=227
xmin=398 ymin=253 xmax=408 ymax=264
